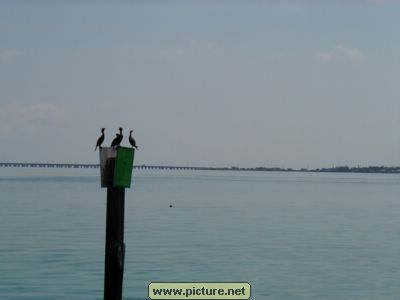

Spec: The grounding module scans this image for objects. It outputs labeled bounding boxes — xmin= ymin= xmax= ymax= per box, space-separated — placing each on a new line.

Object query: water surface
xmin=1 ymin=169 xmax=400 ymax=299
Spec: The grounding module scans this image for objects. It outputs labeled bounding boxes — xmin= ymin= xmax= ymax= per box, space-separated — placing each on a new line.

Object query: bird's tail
xmin=94 ymin=146 xmax=98 ymax=152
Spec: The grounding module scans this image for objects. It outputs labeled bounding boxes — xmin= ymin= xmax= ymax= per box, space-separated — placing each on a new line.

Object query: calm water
xmin=1 ymin=168 xmax=400 ymax=299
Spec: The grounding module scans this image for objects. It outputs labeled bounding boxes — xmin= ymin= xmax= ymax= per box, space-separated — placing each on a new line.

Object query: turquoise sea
xmin=1 ymin=168 xmax=400 ymax=299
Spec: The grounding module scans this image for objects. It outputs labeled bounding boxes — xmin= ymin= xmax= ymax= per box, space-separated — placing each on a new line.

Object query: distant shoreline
xmin=1 ymin=162 xmax=400 ymax=174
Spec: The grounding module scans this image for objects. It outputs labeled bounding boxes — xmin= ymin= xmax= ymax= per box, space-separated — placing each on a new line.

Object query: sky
xmin=0 ymin=0 xmax=400 ymax=169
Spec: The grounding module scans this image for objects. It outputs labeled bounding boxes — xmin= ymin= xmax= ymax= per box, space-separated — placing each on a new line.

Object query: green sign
xmin=113 ymin=147 xmax=134 ymax=188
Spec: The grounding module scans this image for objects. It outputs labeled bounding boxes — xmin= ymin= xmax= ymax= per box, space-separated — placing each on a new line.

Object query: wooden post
xmin=104 ymin=187 xmax=125 ymax=300
xmin=100 ymin=147 xmax=134 ymax=300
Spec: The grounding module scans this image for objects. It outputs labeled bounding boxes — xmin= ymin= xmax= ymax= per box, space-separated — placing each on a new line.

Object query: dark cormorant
xmin=110 ymin=127 xmax=123 ymax=147
xmin=94 ymin=128 xmax=105 ymax=151
xmin=129 ymin=130 xmax=138 ymax=149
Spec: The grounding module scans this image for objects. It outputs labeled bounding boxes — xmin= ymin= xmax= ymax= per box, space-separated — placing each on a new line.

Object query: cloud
xmin=146 ymin=39 xmax=222 ymax=59
xmin=0 ymin=103 xmax=65 ymax=135
xmin=367 ymin=0 xmax=400 ymax=4
xmin=0 ymin=49 xmax=20 ymax=64
xmin=18 ymin=103 xmax=64 ymax=125
xmin=316 ymin=46 xmax=366 ymax=64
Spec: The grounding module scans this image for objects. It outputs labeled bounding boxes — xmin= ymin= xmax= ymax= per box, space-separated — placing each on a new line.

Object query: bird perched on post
xmin=129 ymin=130 xmax=138 ymax=150
xmin=111 ymin=127 xmax=123 ymax=148
xmin=94 ymin=128 xmax=105 ymax=151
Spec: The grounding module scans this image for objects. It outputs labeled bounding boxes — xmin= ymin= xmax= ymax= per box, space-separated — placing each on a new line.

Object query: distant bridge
xmin=0 ymin=162 xmax=228 ymax=171
xmin=0 ymin=162 xmax=99 ymax=169
xmin=2 ymin=162 xmax=400 ymax=174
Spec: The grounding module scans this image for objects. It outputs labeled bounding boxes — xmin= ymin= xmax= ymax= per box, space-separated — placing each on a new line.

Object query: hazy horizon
xmin=2 ymin=158 xmax=400 ymax=171
xmin=1 ymin=1 xmax=400 ymax=169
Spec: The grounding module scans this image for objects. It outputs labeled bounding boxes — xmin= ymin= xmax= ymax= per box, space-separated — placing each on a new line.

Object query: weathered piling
xmin=104 ymin=187 xmax=125 ymax=300
xmin=99 ymin=147 xmax=134 ymax=300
